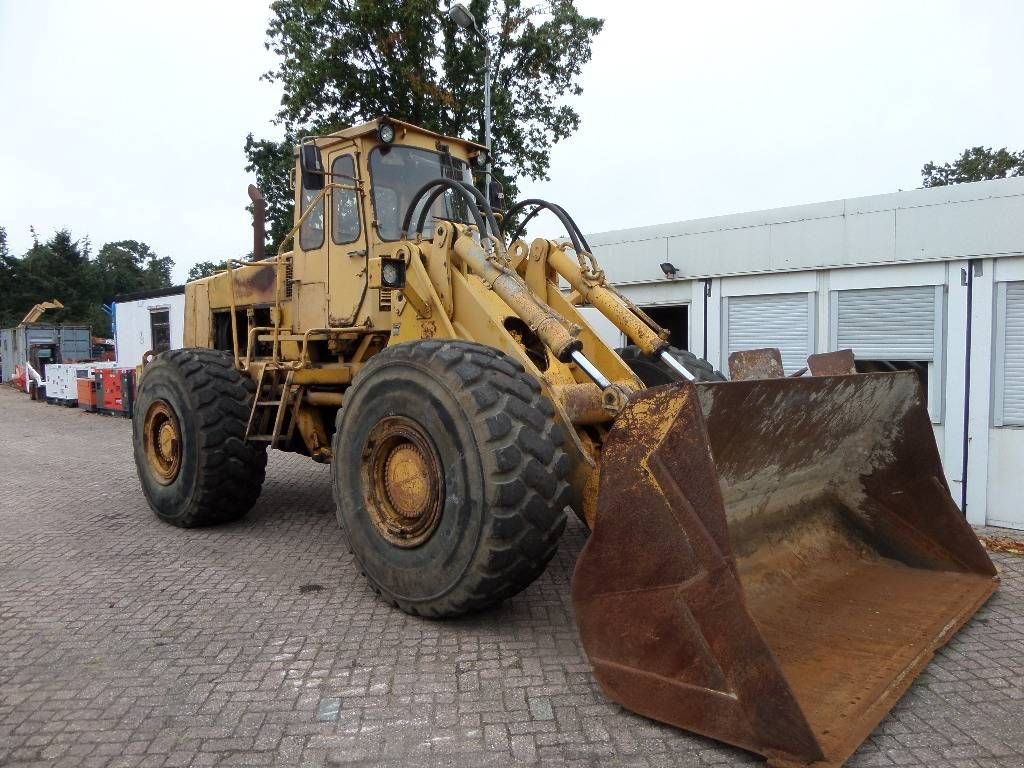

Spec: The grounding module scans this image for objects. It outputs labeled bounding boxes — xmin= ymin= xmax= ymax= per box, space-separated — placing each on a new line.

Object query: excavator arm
xmin=20 ymin=299 xmax=64 ymax=325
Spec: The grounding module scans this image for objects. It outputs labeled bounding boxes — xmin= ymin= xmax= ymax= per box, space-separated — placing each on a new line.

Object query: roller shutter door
xmin=996 ymin=281 xmax=1024 ymax=426
xmin=834 ymin=285 xmax=939 ymax=360
xmin=726 ymin=293 xmax=812 ymax=375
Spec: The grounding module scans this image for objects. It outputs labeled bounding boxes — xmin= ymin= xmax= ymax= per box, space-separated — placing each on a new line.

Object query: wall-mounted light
xmin=660 ymin=262 xmax=679 ymax=279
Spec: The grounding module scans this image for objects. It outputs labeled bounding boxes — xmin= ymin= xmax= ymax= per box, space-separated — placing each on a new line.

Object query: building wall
xmin=589 ymin=177 xmax=1024 ymax=283
xmin=588 ymin=179 xmax=1024 ymax=530
xmin=113 ymin=293 xmax=186 ymax=367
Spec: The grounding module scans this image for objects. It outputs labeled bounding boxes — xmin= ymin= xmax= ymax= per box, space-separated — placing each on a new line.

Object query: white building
xmin=113 ymin=286 xmax=185 ymax=367
xmin=584 ymin=176 xmax=1024 ymax=530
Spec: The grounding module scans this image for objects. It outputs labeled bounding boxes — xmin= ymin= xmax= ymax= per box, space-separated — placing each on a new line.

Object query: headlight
xmin=378 ymin=122 xmax=396 ymax=144
xmin=471 ymin=150 xmax=488 ymax=168
xmin=380 ymin=257 xmax=406 ymax=289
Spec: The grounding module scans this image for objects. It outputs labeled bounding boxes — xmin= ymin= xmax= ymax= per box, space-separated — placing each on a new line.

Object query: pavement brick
xmin=1 ymin=386 xmax=1023 ymax=767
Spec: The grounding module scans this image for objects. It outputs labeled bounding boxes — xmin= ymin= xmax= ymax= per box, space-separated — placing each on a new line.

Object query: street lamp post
xmin=447 ymin=3 xmax=492 ymax=194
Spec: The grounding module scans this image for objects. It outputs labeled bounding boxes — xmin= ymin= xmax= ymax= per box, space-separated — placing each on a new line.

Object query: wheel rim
xmin=361 ymin=416 xmax=443 ymax=548
xmin=143 ymin=400 xmax=182 ymax=485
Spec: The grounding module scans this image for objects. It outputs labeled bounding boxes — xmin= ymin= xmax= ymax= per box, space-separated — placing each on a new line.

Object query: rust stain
xmin=420 ymin=320 xmax=437 ymax=339
xmin=728 ymin=348 xmax=785 ymax=380
xmin=554 ymin=383 xmax=611 ymax=426
xmin=808 ymin=349 xmax=857 ymax=376
xmin=235 ymin=265 xmax=276 ymax=294
xmin=573 ymin=373 xmax=997 ymax=767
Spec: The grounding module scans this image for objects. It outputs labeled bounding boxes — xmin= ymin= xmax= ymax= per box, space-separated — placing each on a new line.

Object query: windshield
xmin=369 ymin=145 xmax=474 ymax=240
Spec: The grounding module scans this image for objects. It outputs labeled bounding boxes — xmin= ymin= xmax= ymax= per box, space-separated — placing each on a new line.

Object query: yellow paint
xmin=177 ymin=117 xmax=683 ymax=523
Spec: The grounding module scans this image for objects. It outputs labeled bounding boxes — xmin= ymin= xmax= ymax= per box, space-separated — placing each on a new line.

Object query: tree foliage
xmin=246 ymin=0 xmax=603 ymax=253
xmin=921 ymin=146 xmax=1024 ymax=187
xmin=188 ymin=260 xmax=229 ymax=281
xmin=0 ymin=227 xmax=174 ymax=336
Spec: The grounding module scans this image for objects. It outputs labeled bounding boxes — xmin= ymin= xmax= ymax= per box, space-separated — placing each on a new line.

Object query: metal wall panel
xmin=586 ymin=177 xmax=1024 ymax=283
xmin=724 ymin=293 xmax=812 ymax=375
xmin=995 ymin=282 xmax=1024 ymax=426
xmin=666 ymin=225 xmax=771 ymax=278
xmin=896 ymin=195 xmax=1024 ymax=262
xmin=0 ymin=329 xmax=14 ymax=381
xmin=591 ymin=238 xmax=668 ymax=283
xmin=59 ymin=326 xmax=92 ymax=362
xmin=843 ymin=208 xmax=897 ymax=264
xmin=768 ymin=214 xmax=844 ymax=271
xmin=834 ymin=285 xmax=938 ymax=360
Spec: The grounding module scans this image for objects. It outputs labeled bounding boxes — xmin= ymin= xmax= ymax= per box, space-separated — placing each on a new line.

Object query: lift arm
xmin=21 ymin=299 xmax=64 ymax=325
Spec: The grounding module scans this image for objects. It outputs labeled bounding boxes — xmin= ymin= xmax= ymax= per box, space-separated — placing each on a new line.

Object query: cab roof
xmin=309 ymin=116 xmax=486 ymax=153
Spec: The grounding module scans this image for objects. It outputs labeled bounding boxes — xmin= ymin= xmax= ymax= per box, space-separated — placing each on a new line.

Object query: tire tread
xmin=135 ymin=348 xmax=267 ymax=527
xmin=334 ymin=340 xmax=570 ymax=618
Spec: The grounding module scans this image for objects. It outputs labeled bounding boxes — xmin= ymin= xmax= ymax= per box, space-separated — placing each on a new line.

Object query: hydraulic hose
xmin=400 ymin=179 xmax=489 ymax=242
xmin=503 ymin=198 xmax=592 ymax=256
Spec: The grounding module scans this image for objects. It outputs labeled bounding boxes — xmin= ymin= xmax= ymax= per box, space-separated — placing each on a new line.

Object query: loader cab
xmin=290 ymin=118 xmax=489 ymax=330
xmin=294 ymin=118 xmax=488 ymax=250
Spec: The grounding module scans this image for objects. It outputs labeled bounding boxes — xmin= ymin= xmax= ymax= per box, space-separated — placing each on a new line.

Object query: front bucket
xmin=572 ymin=372 xmax=997 ymax=767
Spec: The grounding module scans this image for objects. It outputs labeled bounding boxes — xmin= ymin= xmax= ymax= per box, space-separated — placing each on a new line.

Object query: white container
xmin=44 ymin=362 xmax=119 ymax=402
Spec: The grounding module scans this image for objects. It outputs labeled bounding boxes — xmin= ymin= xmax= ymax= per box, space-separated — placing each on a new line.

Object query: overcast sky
xmin=2 ymin=0 xmax=1022 ymax=284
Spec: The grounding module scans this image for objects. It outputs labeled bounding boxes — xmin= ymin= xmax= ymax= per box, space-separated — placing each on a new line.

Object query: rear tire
xmin=333 ymin=340 xmax=571 ymax=617
xmin=132 ymin=348 xmax=267 ymax=527
xmin=618 ymin=344 xmax=725 ymax=385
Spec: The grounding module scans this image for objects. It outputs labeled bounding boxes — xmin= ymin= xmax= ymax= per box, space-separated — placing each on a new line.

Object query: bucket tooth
xmin=572 ymin=373 xmax=997 ymax=767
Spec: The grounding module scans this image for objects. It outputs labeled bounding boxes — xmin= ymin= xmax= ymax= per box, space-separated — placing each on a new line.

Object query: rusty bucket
xmin=572 ymin=372 xmax=997 ymax=767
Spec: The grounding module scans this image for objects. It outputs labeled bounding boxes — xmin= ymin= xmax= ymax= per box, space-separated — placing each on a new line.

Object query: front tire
xmin=132 ymin=348 xmax=267 ymax=527
xmin=333 ymin=340 xmax=571 ymax=617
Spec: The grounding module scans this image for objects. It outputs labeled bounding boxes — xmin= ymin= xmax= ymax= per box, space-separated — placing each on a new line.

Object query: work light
xmin=380 ymin=257 xmax=406 ymax=289
xmin=378 ymin=122 xmax=396 ymax=144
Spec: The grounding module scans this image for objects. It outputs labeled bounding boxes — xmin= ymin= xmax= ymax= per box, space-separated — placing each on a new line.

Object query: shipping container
xmin=59 ymin=326 xmax=92 ymax=362
xmin=1 ymin=323 xmax=92 ymax=382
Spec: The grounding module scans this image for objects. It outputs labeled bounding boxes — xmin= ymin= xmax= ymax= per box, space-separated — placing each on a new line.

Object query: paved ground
xmin=1 ymin=385 xmax=1023 ymax=768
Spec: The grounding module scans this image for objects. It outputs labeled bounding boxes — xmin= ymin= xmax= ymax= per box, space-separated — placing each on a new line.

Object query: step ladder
xmin=246 ymin=366 xmax=300 ymax=448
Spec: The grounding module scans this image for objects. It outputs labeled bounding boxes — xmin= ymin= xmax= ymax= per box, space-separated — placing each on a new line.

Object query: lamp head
xmin=660 ymin=262 xmax=680 ymax=278
xmin=448 ymin=3 xmax=477 ymax=32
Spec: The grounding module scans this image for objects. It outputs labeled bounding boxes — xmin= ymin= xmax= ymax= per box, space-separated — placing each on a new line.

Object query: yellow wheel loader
xmin=132 ymin=118 xmax=997 ymax=767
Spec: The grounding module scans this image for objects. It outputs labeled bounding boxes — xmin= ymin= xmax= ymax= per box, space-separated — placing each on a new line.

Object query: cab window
xmin=368 ymin=146 xmax=473 ymax=240
xmin=331 ymin=155 xmax=361 ymax=244
xmin=299 ymin=186 xmax=324 ymax=251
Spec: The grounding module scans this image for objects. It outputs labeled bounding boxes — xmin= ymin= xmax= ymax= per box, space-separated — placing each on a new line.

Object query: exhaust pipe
xmin=248 ymin=184 xmax=266 ymax=262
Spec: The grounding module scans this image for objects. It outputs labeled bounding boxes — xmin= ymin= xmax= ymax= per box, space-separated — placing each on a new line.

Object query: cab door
xmin=326 ymin=151 xmax=368 ymax=326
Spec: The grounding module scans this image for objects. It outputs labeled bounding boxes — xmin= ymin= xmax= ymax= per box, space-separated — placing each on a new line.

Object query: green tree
xmin=188 ymin=260 xmax=228 ymax=281
xmin=246 ymin=0 xmax=603 ymax=253
xmin=94 ymin=240 xmax=174 ymax=299
xmin=0 ymin=229 xmax=173 ymax=335
xmin=921 ymin=146 xmax=1024 ymax=187
xmin=15 ymin=230 xmax=93 ymax=323
xmin=0 ymin=227 xmax=19 ymax=326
